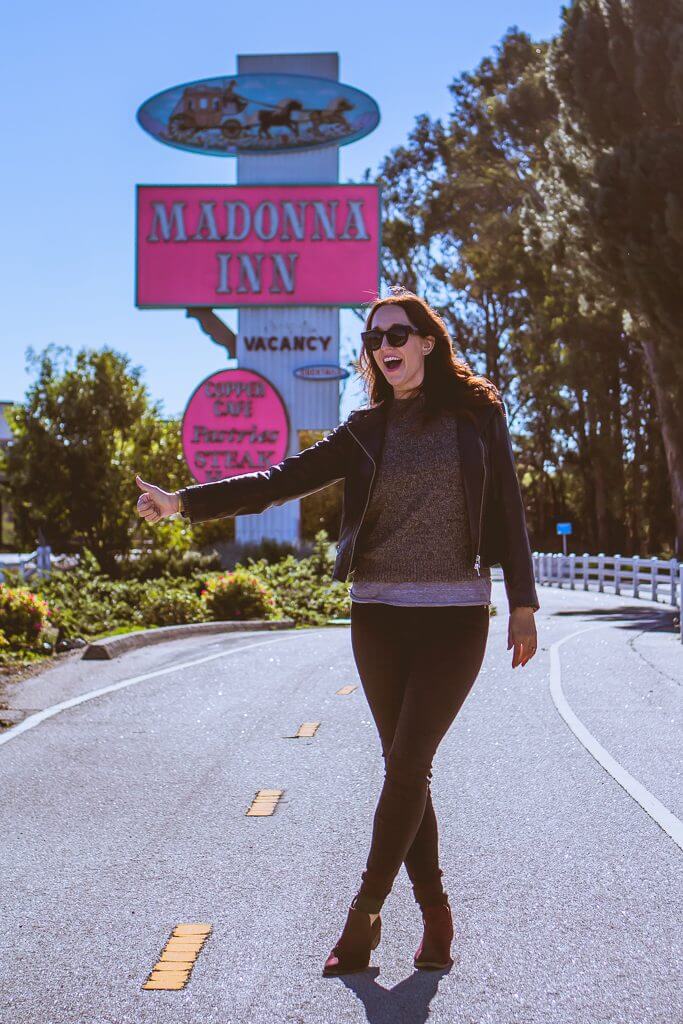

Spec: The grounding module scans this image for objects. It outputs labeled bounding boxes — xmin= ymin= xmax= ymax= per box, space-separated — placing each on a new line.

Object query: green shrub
xmin=200 ymin=567 xmax=278 ymax=621
xmin=26 ymin=547 xmax=220 ymax=638
xmin=32 ymin=549 xmax=146 ymax=640
xmin=0 ymin=567 xmax=26 ymax=588
xmin=0 ymin=584 xmax=52 ymax=646
xmin=238 ymin=530 xmax=351 ymax=627
xmin=233 ymin=538 xmax=299 ymax=565
xmin=3 ymin=530 xmax=351 ymax=652
xmin=137 ymin=585 xmax=209 ymax=627
xmin=117 ymin=547 xmax=222 ymax=580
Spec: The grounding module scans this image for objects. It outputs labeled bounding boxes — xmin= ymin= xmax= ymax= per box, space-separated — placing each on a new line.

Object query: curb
xmin=81 ymin=619 xmax=297 ymax=661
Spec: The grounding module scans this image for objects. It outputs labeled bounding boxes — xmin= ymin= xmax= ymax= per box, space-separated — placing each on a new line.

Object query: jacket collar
xmin=344 ymin=400 xmax=388 ymax=466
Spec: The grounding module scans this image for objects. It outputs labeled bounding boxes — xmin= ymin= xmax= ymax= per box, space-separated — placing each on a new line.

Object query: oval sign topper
xmin=137 ymin=73 xmax=380 ymax=156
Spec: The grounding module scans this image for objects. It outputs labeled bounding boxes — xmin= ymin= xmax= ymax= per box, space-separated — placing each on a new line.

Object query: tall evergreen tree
xmin=542 ymin=0 xmax=683 ymax=554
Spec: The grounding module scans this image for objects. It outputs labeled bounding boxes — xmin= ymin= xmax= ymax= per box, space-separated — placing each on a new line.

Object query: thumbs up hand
xmin=135 ymin=474 xmax=180 ymax=524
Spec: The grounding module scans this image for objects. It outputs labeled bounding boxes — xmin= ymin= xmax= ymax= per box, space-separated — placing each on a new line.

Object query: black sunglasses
xmin=361 ymin=322 xmax=420 ymax=351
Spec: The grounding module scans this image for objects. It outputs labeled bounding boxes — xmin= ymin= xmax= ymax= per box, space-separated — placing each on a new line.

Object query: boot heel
xmin=413 ymin=899 xmax=454 ymax=970
xmin=323 ymin=906 xmax=382 ymax=977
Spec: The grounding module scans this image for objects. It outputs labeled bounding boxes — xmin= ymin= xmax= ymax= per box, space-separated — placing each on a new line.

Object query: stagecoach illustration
xmin=166 ymin=79 xmax=355 ymax=146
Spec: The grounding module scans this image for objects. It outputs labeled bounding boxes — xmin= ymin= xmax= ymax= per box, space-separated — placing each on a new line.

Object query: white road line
xmin=0 ymin=633 xmax=303 ymax=749
xmin=549 ymin=623 xmax=683 ymax=852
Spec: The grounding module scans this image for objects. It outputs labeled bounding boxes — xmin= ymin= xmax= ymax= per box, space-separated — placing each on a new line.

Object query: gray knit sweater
xmin=349 ymin=388 xmax=491 ymax=606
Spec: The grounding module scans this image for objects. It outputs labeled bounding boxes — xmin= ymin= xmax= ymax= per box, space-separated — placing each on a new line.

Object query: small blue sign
xmin=556 ymin=522 xmax=572 ymax=535
xmin=293 ymin=364 xmax=349 ymax=381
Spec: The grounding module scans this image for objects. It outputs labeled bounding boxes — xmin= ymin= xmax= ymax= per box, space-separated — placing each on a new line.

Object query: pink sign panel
xmin=181 ymin=368 xmax=290 ymax=484
xmin=136 ymin=183 xmax=381 ymax=308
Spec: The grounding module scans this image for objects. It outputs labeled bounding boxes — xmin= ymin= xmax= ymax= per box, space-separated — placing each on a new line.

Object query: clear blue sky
xmin=2 ymin=0 xmax=562 ymax=421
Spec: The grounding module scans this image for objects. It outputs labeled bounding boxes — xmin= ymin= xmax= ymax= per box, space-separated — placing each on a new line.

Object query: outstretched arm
xmin=177 ymin=421 xmax=350 ymax=525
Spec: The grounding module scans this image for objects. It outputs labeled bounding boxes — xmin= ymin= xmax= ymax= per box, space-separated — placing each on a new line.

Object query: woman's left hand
xmin=507 ymin=607 xmax=537 ymax=668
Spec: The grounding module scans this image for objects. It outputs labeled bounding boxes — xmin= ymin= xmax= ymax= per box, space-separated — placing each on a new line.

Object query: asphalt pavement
xmin=0 ymin=580 xmax=681 ymax=1024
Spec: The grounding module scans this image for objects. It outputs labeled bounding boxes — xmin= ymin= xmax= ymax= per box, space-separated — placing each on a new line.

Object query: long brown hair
xmin=353 ymin=288 xmax=502 ymax=421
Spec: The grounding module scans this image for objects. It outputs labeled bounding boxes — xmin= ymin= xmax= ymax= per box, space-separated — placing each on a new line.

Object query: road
xmin=0 ymin=580 xmax=681 ymax=1024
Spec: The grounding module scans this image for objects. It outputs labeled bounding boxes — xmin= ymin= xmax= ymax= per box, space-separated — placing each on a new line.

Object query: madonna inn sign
xmin=135 ymin=183 xmax=381 ymax=308
xmin=135 ymin=50 xmax=381 ymax=547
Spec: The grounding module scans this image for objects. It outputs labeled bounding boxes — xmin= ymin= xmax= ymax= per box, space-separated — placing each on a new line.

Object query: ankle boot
xmin=323 ymin=898 xmax=382 ymax=977
xmin=413 ymin=897 xmax=454 ymax=969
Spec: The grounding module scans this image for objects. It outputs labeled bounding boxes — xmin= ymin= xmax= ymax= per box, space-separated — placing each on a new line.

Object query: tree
xmin=0 ymin=345 xmax=190 ymax=575
xmin=542 ymin=0 xmax=683 ymax=554
xmin=376 ymin=32 xmax=559 ymax=410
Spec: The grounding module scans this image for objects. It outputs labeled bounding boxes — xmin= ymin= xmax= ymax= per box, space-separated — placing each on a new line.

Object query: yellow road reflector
xmin=173 ymin=923 xmax=211 ymax=936
xmin=160 ymin=949 xmax=199 ymax=962
xmin=337 ymin=684 xmax=357 ymax=695
xmin=246 ymin=788 xmax=284 ymax=816
xmin=293 ymin=721 xmax=320 ymax=738
xmin=150 ymin=969 xmax=190 ymax=983
xmin=142 ymin=923 xmax=213 ymax=991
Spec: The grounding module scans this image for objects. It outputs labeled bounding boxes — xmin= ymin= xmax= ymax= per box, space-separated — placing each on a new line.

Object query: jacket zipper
xmin=344 ymin=422 xmax=377 ymax=576
xmin=474 ymin=439 xmax=486 ymax=576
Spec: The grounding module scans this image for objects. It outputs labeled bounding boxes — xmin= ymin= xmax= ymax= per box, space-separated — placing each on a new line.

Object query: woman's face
xmin=368 ymin=304 xmax=435 ymax=398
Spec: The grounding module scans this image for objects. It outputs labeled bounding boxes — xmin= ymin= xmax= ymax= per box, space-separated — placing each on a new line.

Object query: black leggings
xmin=350 ymin=601 xmax=490 ymax=912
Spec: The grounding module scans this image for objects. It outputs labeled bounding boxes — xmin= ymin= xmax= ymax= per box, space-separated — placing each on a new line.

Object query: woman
xmin=135 ymin=288 xmax=539 ymax=977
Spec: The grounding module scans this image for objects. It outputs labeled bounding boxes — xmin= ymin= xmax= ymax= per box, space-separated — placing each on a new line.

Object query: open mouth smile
xmin=382 ymin=354 xmax=403 ymax=372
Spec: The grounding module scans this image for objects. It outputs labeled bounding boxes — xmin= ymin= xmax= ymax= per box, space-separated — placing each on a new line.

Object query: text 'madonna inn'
xmin=136 ymin=184 xmax=381 ymax=308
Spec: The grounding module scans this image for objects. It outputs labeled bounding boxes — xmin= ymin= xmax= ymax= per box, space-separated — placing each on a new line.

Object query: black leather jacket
xmin=179 ymin=398 xmax=540 ymax=614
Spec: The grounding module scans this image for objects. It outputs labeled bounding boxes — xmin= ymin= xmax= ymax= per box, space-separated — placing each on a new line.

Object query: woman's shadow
xmin=322 ymin=956 xmax=457 ymax=1024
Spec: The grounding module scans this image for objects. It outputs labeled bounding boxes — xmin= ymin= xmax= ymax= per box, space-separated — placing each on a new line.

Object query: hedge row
xmin=0 ymin=532 xmax=352 ymax=664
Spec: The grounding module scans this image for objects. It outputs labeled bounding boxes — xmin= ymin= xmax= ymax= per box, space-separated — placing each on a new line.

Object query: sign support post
xmin=234 ymin=51 xmax=341 ymax=546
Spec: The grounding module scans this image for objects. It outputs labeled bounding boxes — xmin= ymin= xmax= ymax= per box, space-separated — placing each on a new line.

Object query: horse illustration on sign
xmin=137 ymin=73 xmax=380 ymax=156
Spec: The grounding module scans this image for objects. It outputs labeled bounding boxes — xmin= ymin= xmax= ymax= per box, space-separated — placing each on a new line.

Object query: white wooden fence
xmin=534 ymin=552 xmax=682 ymax=643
